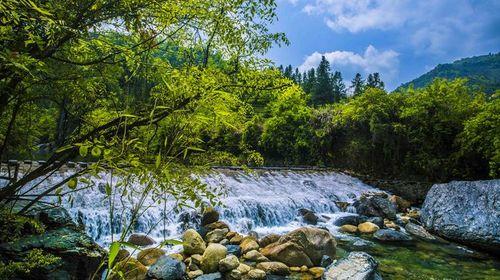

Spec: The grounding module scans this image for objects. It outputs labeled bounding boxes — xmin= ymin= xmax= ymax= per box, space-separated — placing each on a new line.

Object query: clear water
xmin=11 ymin=168 xmax=500 ymax=279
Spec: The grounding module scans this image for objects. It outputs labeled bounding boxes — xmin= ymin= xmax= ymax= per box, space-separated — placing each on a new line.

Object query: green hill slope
xmin=398 ymin=53 xmax=500 ymax=93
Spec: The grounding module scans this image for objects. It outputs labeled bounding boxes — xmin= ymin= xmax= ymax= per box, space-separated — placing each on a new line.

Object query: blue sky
xmin=266 ymin=0 xmax=500 ymax=90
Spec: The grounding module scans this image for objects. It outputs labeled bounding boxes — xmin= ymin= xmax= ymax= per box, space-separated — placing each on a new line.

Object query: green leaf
xmin=67 ymin=178 xmax=77 ymax=189
xmin=91 ymin=146 xmax=101 ymax=157
xmin=79 ymin=146 xmax=88 ymax=157
xmin=108 ymin=242 xmax=121 ymax=268
xmin=155 ymin=153 xmax=161 ymax=168
xmin=159 ymin=239 xmax=183 ymax=247
xmin=105 ymin=184 xmax=112 ymax=196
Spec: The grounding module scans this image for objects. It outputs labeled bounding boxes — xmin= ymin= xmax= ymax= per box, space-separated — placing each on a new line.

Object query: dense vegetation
xmin=398 ymin=53 xmax=500 ymax=94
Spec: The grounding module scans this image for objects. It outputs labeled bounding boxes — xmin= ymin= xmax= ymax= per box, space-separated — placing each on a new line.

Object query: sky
xmin=266 ymin=0 xmax=500 ymax=90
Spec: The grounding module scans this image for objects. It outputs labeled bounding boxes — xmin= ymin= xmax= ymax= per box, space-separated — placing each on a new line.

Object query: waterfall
xmin=13 ymin=168 xmax=381 ymax=247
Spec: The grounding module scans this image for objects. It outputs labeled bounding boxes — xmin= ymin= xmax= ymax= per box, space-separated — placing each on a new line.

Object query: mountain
xmin=398 ymin=53 xmax=500 ymax=93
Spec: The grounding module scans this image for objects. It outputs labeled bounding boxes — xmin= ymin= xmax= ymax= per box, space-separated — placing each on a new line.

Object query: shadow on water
xmin=337 ymin=235 xmax=500 ymax=280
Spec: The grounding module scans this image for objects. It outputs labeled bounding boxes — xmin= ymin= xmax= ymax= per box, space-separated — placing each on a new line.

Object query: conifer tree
xmin=351 ymin=73 xmax=365 ymax=96
xmin=312 ymin=56 xmax=334 ymax=105
xmin=332 ymin=71 xmax=346 ymax=102
xmin=366 ymin=72 xmax=384 ymax=89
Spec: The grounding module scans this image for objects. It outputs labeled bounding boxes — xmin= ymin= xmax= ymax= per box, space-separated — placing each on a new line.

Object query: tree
xmin=367 ymin=72 xmax=385 ymax=89
xmin=303 ymin=68 xmax=316 ymax=95
xmin=351 ymin=73 xmax=365 ymax=96
xmin=293 ymin=68 xmax=302 ymax=84
xmin=332 ymin=71 xmax=346 ymax=102
xmin=312 ymin=56 xmax=334 ymax=105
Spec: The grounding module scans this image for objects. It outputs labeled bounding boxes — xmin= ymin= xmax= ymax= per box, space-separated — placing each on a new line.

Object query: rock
xmin=256 ymin=261 xmax=290 ymax=275
xmin=147 ymin=255 xmax=186 ymax=280
xmin=354 ymin=192 xmax=397 ymax=220
xmin=205 ymin=221 xmax=230 ymax=231
xmin=298 ymin=208 xmax=319 ymax=225
xmin=334 ymin=202 xmax=350 ymax=212
xmin=244 ymin=250 xmax=269 ymax=262
xmin=110 ymin=258 xmax=148 ymax=280
xmin=116 ymin=249 xmax=130 ymax=262
xmin=198 ymin=272 xmax=223 ymax=280
xmin=219 ymin=255 xmax=240 ymax=272
xmin=300 ymin=265 xmax=309 ymax=272
xmin=407 ymin=209 xmax=420 ymax=219
xmin=290 ymin=267 xmax=301 ymax=272
xmin=220 ymin=239 xmax=229 ymax=245
xmin=259 ymin=234 xmax=281 ymax=248
xmin=261 ymin=241 xmax=313 ymax=267
xmin=226 ymin=244 xmax=242 ymax=257
xmin=127 ymin=233 xmax=155 ymax=246
xmin=188 ymin=269 xmax=204 ymax=279
xmin=309 ymin=267 xmax=325 ymax=279
xmin=178 ymin=210 xmax=201 ymax=232
xmin=20 ymin=204 xmax=76 ymax=229
xmin=237 ymin=263 xmax=252 ymax=274
xmin=247 ymin=269 xmax=266 ymax=279
xmin=137 ymin=248 xmax=166 ymax=266
xmin=183 ymin=228 xmax=207 ymax=255
xmin=227 ymin=269 xmax=242 ymax=280
xmin=191 ymin=254 xmax=203 ymax=265
xmin=277 ymin=227 xmax=336 ymax=266
xmin=226 ymin=231 xmax=237 ymax=239
xmin=405 ymin=223 xmax=438 ymax=241
xmin=206 ymin=228 xmax=229 ymax=243
xmin=390 ymin=195 xmax=411 ymax=212
xmin=373 ymin=229 xmax=412 ymax=242
xmin=240 ymin=237 xmax=259 ymax=254
xmin=201 ymin=243 xmax=228 ymax=273
xmin=384 ymin=220 xmax=400 ymax=230
xmin=333 ymin=215 xmax=360 ymax=226
xmin=248 ymin=231 xmax=259 ymax=239
xmin=0 ymin=227 xmax=105 ymax=279
xmin=358 ymin=222 xmax=380 ymax=234
xmin=421 ymin=180 xmax=500 ymax=253
xmin=323 ymin=252 xmax=381 ymax=280
xmin=169 ymin=253 xmax=184 ymax=262
xmin=230 ymin=233 xmax=244 ymax=244
xmin=363 ymin=216 xmax=384 ymax=228
xmin=202 ymin=207 xmax=220 ymax=226
xmin=320 ymin=255 xmax=333 ymax=268
xmin=339 ymin=225 xmax=358 ymax=234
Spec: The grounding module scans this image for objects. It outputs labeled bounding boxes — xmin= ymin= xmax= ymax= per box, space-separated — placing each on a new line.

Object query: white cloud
xmin=298 ymin=45 xmax=399 ymax=82
xmin=300 ymin=0 xmax=500 ymax=54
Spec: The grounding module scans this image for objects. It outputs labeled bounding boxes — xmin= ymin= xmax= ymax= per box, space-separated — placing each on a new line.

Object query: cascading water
xmin=13 ymin=168 xmax=381 ymax=247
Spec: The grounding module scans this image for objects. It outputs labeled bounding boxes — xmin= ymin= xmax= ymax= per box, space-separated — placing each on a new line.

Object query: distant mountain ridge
xmin=398 ymin=53 xmax=500 ymax=93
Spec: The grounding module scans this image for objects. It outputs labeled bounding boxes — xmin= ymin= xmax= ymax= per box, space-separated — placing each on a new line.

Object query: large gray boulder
xmin=353 ymin=193 xmax=396 ymax=220
xmin=323 ymin=252 xmax=382 ymax=280
xmin=420 ymin=180 xmax=500 ymax=253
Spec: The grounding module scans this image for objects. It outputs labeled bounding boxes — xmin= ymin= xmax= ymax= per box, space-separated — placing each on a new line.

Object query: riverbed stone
xmin=404 ymin=222 xmax=438 ymax=241
xmin=147 ymin=255 xmax=186 ymax=280
xmin=110 ymin=258 xmax=148 ymax=280
xmin=137 ymin=247 xmax=166 ymax=266
xmin=333 ymin=214 xmax=360 ymax=226
xmin=247 ymin=269 xmax=266 ymax=279
xmin=298 ymin=208 xmax=319 ymax=225
xmin=206 ymin=228 xmax=229 ymax=243
xmin=227 ymin=269 xmax=242 ymax=280
xmin=373 ymin=229 xmax=412 ymax=242
xmin=205 ymin=221 xmax=230 ymax=231
xmin=309 ymin=267 xmax=325 ymax=278
xmin=256 ymin=261 xmax=290 ymax=276
xmin=421 ymin=180 xmax=500 ymax=253
xmin=219 ymin=255 xmax=240 ymax=272
xmin=244 ymin=250 xmax=269 ymax=262
xmin=240 ymin=237 xmax=260 ymax=253
xmin=198 ymin=272 xmax=223 ymax=280
xmin=237 ymin=263 xmax=252 ymax=274
xmin=259 ymin=234 xmax=281 ymax=248
xmin=201 ymin=207 xmax=220 ymax=226
xmin=188 ymin=269 xmax=204 ymax=279
xmin=358 ymin=222 xmax=379 ymax=234
xmin=183 ymin=228 xmax=206 ymax=255
xmin=340 ymin=224 xmax=358 ymax=234
xmin=226 ymin=244 xmax=241 ymax=257
xmin=230 ymin=233 xmax=244 ymax=244
xmin=354 ymin=192 xmax=397 ymax=220
xmin=127 ymin=233 xmax=155 ymax=246
xmin=277 ymin=227 xmax=336 ymax=266
xmin=261 ymin=241 xmax=313 ymax=267
xmin=201 ymin=243 xmax=228 ymax=273
xmin=390 ymin=195 xmax=411 ymax=212
xmin=323 ymin=252 xmax=381 ymax=280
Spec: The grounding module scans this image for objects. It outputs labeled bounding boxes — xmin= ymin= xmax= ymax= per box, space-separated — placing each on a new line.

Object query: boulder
xmin=147 ymin=255 xmax=186 ymax=280
xmin=183 ymin=229 xmax=206 ymax=255
xmin=110 ymin=258 xmax=148 ymax=280
xmin=127 ymin=233 xmax=155 ymax=246
xmin=205 ymin=221 xmax=230 ymax=231
xmin=227 ymin=269 xmax=242 ymax=280
xmin=373 ymin=229 xmax=412 ymax=242
xmin=219 ymin=255 xmax=239 ymax=272
xmin=237 ymin=263 xmax=252 ymax=274
xmin=390 ymin=195 xmax=411 ymax=212
xmin=240 ymin=237 xmax=259 ymax=254
xmin=243 ymin=250 xmax=269 ymax=262
xmin=322 ymin=252 xmax=382 ymax=280
xmin=201 ymin=243 xmax=227 ymax=273
xmin=226 ymin=245 xmax=241 ymax=257
xmin=137 ymin=248 xmax=166 ymax=266
xmin=354 ymin=192 xmax=397 ymax=220
xmin=201 ymin=207 xmax=220 ymax=226
xmin=298 ymin=208 xmax=319 ymax=225
xmin=404 ymin=223 xmax=438 ymax=241
xmin=358 ymin=222 xmax=379 ymax=234
xmin=359 ymin=216 xmax=384 ymax=228
xmin=339 ymin=225 xmax=358 ymax=234
xmin=259 ymin=234 xmax=281 ymax=248
xmin=116 ymin=249 xmax=130 ymax=262
xmin=420 ymin=180 xmax=500 ymax=253
xmin=206 ymin=228 xmax=229 ymax=243
xmin=277 ymin=227 xmax=336 ymax=266
xmin=333 ymin=215 xmax=360 ymax=227
xmin=309 ymin=267 xmax=325 ymax=279
xmin=261 ymin=241 xmax=313 ymax=267
xmin=247 ymin=269 xmax=266 ymax=279
xmin=256 ymin=261 xmax=290 ymax=276
xmin=0 ymin=227 xmax=105 ymax=279
xmin=188 ymin=270 xmax=204 ymax=279
xmin=230 ymin=233 xmax=244 ymax=245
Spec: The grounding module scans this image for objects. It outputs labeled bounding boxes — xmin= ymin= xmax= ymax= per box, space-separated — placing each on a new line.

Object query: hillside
xmin=398 ymin=53 xmax=500 ymax=93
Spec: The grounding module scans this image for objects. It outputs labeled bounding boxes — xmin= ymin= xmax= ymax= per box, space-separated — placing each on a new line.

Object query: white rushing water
xmin=10 ymin=168 xmax=382 ymax=247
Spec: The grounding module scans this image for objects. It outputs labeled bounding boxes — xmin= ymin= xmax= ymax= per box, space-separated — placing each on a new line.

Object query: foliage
xmin=0 ymin=210 xmax=45 ymax=243
xmin=0 ymin=249 xmax=61 ymax=279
